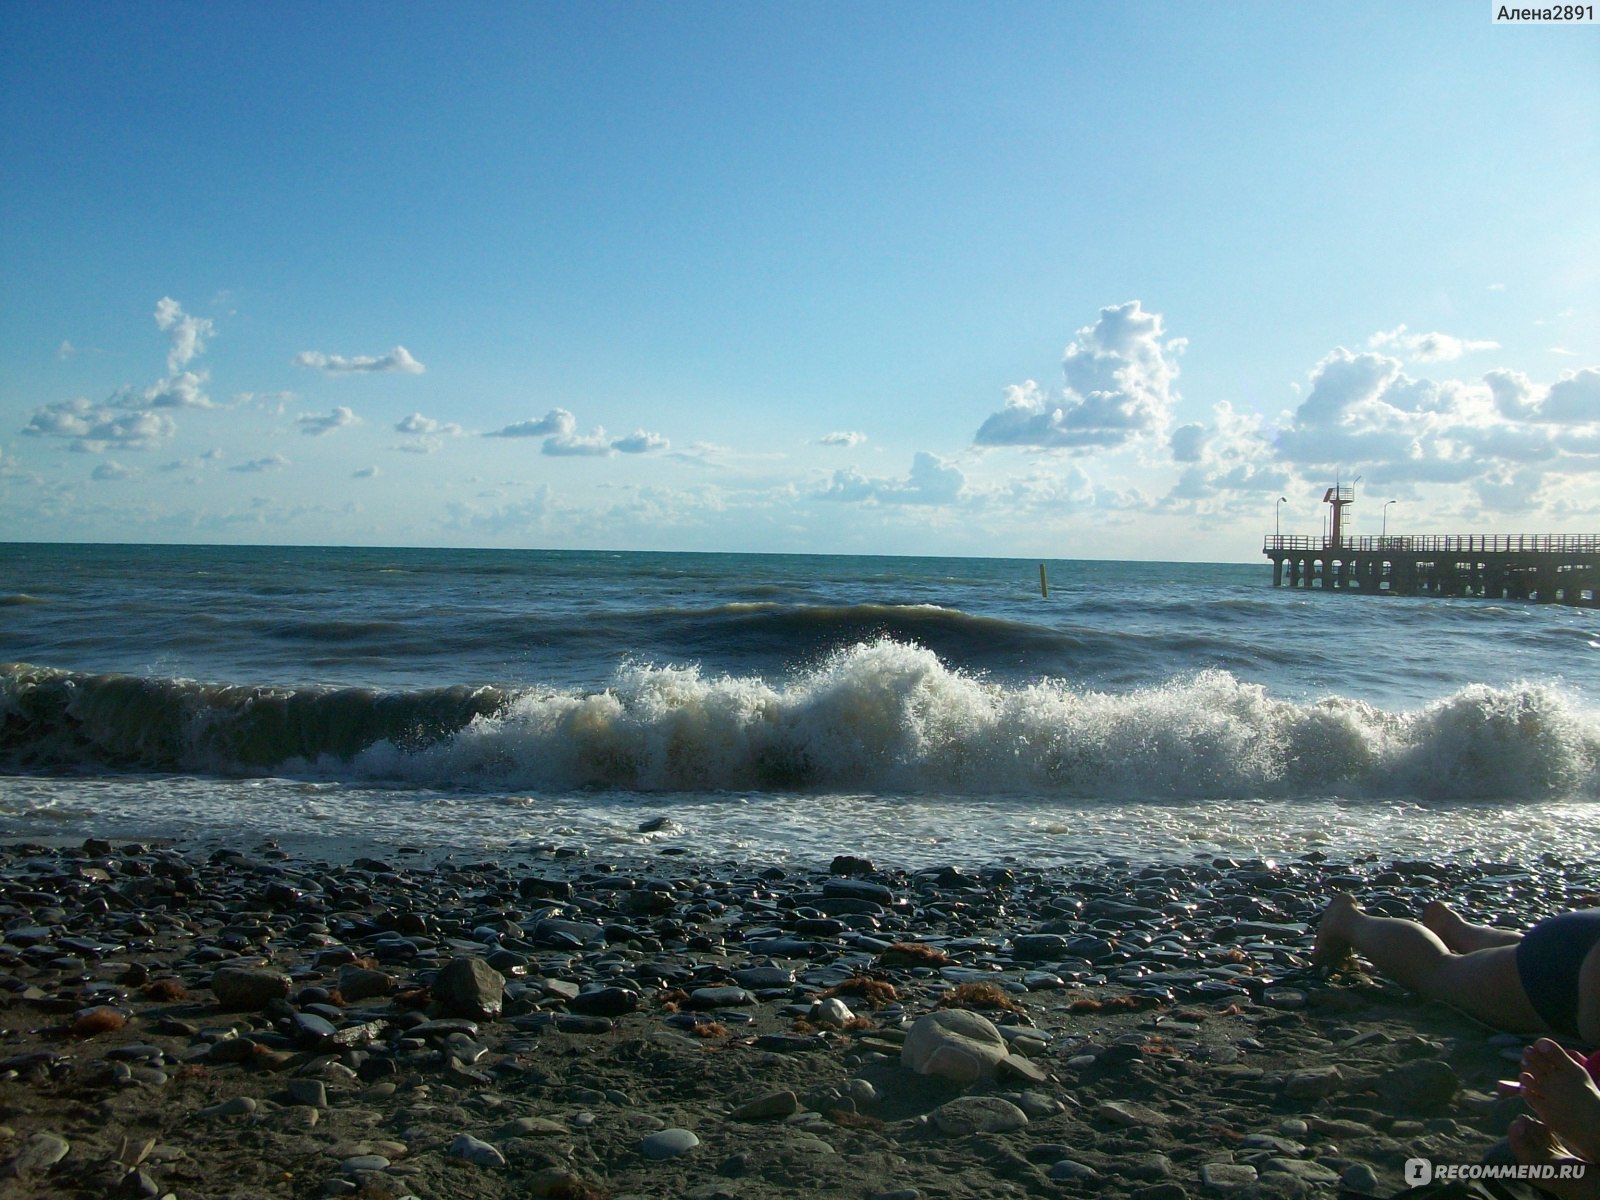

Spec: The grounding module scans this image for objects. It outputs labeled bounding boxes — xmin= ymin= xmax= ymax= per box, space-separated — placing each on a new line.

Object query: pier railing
xmin=1263 ymin=534 xmax=1600 ymax=554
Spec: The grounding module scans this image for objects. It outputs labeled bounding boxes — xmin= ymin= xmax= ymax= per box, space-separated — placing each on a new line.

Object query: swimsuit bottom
xmin=1515 ymin=908 xmax=1600 ymax=1038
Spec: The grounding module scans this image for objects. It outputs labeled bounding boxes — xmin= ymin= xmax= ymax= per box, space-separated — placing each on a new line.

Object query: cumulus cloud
xmin=485 ymin=409 xmax=576 ymax=439
xmin=818 ymin=431 xmax=867 ymax=448
xmin=110 ymin=370 xmax=213 ymax=410
xmin=229 ymin=453 xmax=291 ymax=473
xmin=395 ymin=412 xmax=462 ymax=437
xmin=1540 ymin=368 xmax=1600 ymax=423
xmin=975 ymin=301 xmax=1183 ymax=450
xmin=543 ymin=429 xmax=615 ymax=457
xmin=91 ymin=461 xmax=139 ymax=482
xmin=1368 ymin=324 xmax=1499 ymax=363
xmin=154 ymin=297 xmax=214 ymax=372
xmin=1170 ymin=423 xmax=1208 ymax=463
xmin=818 ymin=451 xmax=966 ymax=505
xmin=611 ymin=430 xmax=669 ymax=454
xmin=21 ymin=398 xmax=177 ymax=451
xmin=1272 ymin=346 xmax=1600 ymax=504
xmin=1164 ymin=402 xmax=1288 ymax=506
xmin=296 ymin=405 xmax=361 ymax=436
xmin=294 ymin=346 xmax=424 ymax=375
xmin=1485 ymin=370 xmax=1540 ymax=420
xmin=20 ymin=298 xmax=222 ymax=450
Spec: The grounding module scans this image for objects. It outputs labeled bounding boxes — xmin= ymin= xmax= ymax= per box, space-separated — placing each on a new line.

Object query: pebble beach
xmin=3 ymin=834 xmax=1594 ymax=1200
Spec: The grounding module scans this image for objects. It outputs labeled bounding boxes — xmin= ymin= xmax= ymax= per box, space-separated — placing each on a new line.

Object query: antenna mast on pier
xmin=1322 ymin=476 xmax=1359 ymax=547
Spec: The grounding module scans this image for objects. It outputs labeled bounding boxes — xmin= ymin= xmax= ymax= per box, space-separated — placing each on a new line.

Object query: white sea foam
xmin=348 ymin=639 xmax=1600 ymax=802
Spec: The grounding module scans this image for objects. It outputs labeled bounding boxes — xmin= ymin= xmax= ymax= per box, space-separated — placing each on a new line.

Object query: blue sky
xmin=3 ymin=2 xmax=1596 ymax=561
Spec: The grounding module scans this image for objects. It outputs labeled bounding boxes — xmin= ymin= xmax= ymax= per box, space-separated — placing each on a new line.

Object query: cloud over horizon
xmin=818 ymin=451 xmax=966 ymax=505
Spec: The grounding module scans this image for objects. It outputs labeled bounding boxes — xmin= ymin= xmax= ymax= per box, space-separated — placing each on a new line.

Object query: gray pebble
xmin=641 ymin=1128 xmax=699 ymax=1159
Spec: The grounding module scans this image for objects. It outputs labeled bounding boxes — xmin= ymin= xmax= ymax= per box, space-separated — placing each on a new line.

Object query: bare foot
xmin=1509 ymin=1114 xmax=1598 ymax=1200
xmin=1312 ymin=893 xmax=1360 ymax=969
xmin=1521 ymin=1038 xmax=1600 ymax=1162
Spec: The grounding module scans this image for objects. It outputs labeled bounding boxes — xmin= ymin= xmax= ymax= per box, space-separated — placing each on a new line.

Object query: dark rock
xmin=432 ymin=956 xmax=505 ymax=1021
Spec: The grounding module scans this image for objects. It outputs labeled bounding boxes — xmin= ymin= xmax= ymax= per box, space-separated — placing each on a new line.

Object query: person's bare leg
xmin=1508 ymin=1115 xmax=1598 ymax=1200
xmin=1423 ymin=899 xmax=1524 ymax=952
xmin=1521 ymin=1038 xmax=1600 ymax=1162
xmin=1313 ymin=894 xmax=1549 ymax=1033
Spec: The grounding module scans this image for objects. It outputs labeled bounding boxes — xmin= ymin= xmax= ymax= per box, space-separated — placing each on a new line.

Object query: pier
xmin=1263 ymin=532 xmax=1600 ymax=606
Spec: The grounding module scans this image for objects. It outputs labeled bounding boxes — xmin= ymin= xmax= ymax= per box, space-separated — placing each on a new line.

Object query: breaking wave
xmin=3 ymin=641 xmax=1596 ymax=803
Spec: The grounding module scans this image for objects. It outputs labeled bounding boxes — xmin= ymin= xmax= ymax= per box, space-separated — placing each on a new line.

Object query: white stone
xmin=901 ymin=1009 xmax=1009 ymax=1084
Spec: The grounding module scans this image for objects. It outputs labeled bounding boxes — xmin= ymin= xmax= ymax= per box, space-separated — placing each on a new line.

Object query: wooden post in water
xmin=1039 ymin=563 xmax=1049 ymax=598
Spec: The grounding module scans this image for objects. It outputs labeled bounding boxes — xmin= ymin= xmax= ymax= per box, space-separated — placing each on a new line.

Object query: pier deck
xmin=1263 ymin=534 xmax=1600 ymax=607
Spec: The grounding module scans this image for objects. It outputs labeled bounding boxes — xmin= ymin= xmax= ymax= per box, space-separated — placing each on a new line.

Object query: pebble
xmin=447 ymin=1134 xmax=506 ymax=1168
xmin=730 ymin=1090 xmax=799 ymax=1121
xmin=432 ymin=956 xmax=504 ymax=1020
xmin=210 ymin=966 xmax=291 ymax=1011
xmin=901 ymin=1009 xmax=1009 ymax=1084
xmin=338 ymin=1154 xmax=390 ymax=1174
xmin=1096 ymin=1099 xmax=1170 ymax=1128
xmin=932 ymin=1096 xmax=1029 ymax=1136
xmin=287 ymin=1079 xmax=329 ymax=1108
xmin=198 ymin=1096 xmax=258 ymax=1118
xmin=1050 ymin=1159 xmax=1100 ymax=1181
xmin=0 ymin=839 xmax=1587 ymax=1200
xmin=640 ymin=1128 xmax=699 ymax=1159
xmin=1342 ymin=1164 xmax=1382 ymax=1193
xmin=1202 ymin=1163 xmax=1259 ymax=1190
xmin=3 ymin=1132 xmax=69 ymax=1178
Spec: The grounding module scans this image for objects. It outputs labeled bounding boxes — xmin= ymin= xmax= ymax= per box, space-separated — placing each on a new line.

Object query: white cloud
xmin=611 ymin=430 xmax=669 ymax=454
xmin=818 ymin=451 xmax=966 ymax=506
xmin=91 ymin=461 xmax=139 ymax=482
xmin=21 ymin=398 xmax=177 ymax=451
xmin=297 ymin=405 xmax=361 ymax=436
xmin=1170 ymin=423 xmax=1207 ymax=463
xmin=112 ymin=370 xmax=213 ymax=410
xmin=229 ymin=453 xmax=291 ymax=473
xmin=294 ymin=345 xmax=424 ymax=375
xmin=544 ymin=429 xmax=615 ymax=457
xmin=975 ymin=301 xmax=1183 ymax=450
xmin=1273 ymin=346 xmax=1600 ymax=502
xmin=154 ymin=297 xmax=214 ymax=372
xmin=1540 ymin=368 xmax=1600 ymax=423
xmin=395 ymin=412 xmax=462 ymax=437
xmin=1369 ymin=324 xmax=1499 ymax=363
xmin=818 ymin=431 xmax=867 ymax=448
xmin=1485 ymin=369 xmax=1540 ymax=420
xmin=1164 ymin=402 xmax=1288 ymax=507
xmin=485 ymin=409 xmax=576 ymax=438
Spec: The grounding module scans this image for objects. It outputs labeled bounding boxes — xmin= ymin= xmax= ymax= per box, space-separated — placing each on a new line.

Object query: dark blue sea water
xmin=2 ymin=543 xmax=1597 ymax=866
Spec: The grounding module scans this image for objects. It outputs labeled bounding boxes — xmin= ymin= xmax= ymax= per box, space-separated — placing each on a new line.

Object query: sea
xmin=2 ymin=542 xmax=1597 ymax=870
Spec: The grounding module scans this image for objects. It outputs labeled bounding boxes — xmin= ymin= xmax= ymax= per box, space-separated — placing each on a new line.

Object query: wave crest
xmin=4 ymin=644 xmax=1596 ymax=802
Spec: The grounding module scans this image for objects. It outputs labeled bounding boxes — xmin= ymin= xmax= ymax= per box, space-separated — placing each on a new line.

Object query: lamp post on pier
xmin=1276 ymin=496 xmax=1287 ymax=538
xmin=1382 ymin=500 xmax=1396 ymax=539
